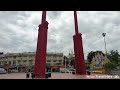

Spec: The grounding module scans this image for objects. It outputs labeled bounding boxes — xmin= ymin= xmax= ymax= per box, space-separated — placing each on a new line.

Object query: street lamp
xmin=102 ymin=33 xmax=107 ymax=55
xmin=64 ymin=56 xmax=67 ymax=74
xmin=65 ymin=56 xmax=66 ymax=74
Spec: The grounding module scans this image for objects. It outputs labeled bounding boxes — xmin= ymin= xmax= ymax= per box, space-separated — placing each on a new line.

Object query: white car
xmin=0 ymin=68 xmax=7 ymax=74
xmin=60 ymin=69 xmax=71 ymax=73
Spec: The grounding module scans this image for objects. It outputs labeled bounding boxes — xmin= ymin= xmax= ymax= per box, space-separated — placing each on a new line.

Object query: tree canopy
xmin=87 ymin=51 xmax=105 ymax=63
xmin=104 ymin=61 xmax=117 ymax=70
xmin=87 ymin=50 xmax=120 ymax=65
xmin=63 ymin=56 xmax=69 ymax=65
xmin=104 ymin=61 xmax=117 ymax=74
xmin=107 ymin=50 xmax=120 ymax=64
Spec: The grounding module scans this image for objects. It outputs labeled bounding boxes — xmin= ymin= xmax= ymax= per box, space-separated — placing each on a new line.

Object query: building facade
xmin=0 ymin=52 xmax=64 ymax=72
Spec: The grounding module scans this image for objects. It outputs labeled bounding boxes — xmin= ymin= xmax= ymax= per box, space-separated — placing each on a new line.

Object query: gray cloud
xmin=47 ymin=11 xmax=62 ymax=19
xmin=0 ymin=11 xmax=120 ymax=59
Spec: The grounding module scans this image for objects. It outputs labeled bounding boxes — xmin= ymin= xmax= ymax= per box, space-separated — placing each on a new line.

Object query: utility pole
xmin=102 ymin=33 xmax=107 ymax=55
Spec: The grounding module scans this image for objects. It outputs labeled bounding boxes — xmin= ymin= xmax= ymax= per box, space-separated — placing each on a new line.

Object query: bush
xmin=104 ymin=62 xmax=117 ymax=74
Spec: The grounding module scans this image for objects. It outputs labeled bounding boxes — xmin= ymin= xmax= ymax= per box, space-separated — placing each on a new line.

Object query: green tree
xmin=70 ymin=57 xmax=75 ymax=68
xmin=107 ymin=50 xmax=120 ymax=64
xmin=104 ymin=62 xmax=117 ymax=74
xmin=63 ymin=56 xmax=69 ymax=65
xmin=87 ymin=51 xmax=105 ymax=63
xmin=86 ymin=63 xmax=90 ymax=69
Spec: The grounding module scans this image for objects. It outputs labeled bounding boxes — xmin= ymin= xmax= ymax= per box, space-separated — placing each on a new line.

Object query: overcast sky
xmin=0 ymin=11 xmax=120 ymax=59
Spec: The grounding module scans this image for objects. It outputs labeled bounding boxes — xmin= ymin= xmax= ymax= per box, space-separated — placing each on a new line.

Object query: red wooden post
xmin=34 ymin=11 xmax=49 ymax=78
xmin=73 ymin=11 xmax=86 ymax=75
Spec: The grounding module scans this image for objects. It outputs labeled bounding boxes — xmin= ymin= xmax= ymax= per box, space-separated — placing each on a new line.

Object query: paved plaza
xmin=0 ymin=72 xmax=120 ymax=79
xmin=0 ymin=73 xmax=86 ymax=79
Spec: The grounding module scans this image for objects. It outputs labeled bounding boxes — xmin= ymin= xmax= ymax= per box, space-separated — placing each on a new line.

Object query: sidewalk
xmin=0 ymin=72 xmax=119 ymax=79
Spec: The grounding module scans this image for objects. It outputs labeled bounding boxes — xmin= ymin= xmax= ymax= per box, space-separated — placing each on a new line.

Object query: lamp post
xmin=102 ymin=33 xmax=107 ymax=55
xmin=65 ymin=56 xmax=66 ymax=74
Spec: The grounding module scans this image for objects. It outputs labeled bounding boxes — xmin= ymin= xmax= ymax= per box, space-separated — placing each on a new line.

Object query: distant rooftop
xmin=0 ymin=52 xmax=64 ymax=57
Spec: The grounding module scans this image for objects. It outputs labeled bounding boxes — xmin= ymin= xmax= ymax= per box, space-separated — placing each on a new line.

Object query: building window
xmin=59 ymin=60 xmax=62 ymax=62
xmin=23 ymin=60 xmax=27 ymax=63
xmin=2 ymin=61 xmax=4 ymax=64
xmin=18 ymin=61 xmax=21 ymax=65
xmin=13 ymin=56 xmax=16 ymax=59
xmin=5 ymin=61 xmax=7 ymax=64
xmin=46 ymin=63 xmax=50 ymax=66
xmin=29 ymin=60 xmax=32 ymax=66
xmin=47 ymin=60 xmax=51 ymax=62
xmin=13 ymin=61 xmax=16 ymax=65
xmin=9 ymin=61 xmax=11 ymax=65
xmin=53 ymin=60 xmax=57 ymax=62
xmin=56 ymin=63 xmax=61 ymax=65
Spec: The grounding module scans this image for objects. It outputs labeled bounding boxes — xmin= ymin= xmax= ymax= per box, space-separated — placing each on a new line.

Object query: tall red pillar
xmin=73 ymin=11 xmax=86 ymax=75
xmin=34 ymin=11 xmax=48 ymax=78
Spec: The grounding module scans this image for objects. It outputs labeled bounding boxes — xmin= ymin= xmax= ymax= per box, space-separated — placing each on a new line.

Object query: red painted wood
xmin=34 ymin=11 xmax=48 ymax=78
xmin=34 ymin=11 xmax=86 ymax=78
xmin=73 ymin=11 xmax=86 ymax=75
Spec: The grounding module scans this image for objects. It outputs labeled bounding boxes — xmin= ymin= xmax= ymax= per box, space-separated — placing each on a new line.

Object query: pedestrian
xmin=26 ymin=73 xmax=30 ymax=78
xmin=31 ymin=73 xmax=35 ymax=79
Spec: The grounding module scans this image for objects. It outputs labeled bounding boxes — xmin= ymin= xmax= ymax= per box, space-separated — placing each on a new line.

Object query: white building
xmin=0 ymin=52 xmax=64 ymax=72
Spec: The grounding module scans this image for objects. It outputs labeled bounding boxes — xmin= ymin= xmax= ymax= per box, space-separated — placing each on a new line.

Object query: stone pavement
xmin=0 ymin=73 xmax=28 ymax=79
xmin=0 ymin=72 xmax=85 ymax=79
xmin=0 ymin=72 xmax=119 ymax=79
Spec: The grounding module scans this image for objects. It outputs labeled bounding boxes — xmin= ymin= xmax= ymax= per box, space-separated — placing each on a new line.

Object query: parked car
xmin=86 ymin=69 xmax=92 ymax=75
xmin=70 ymin=69 xmax=76 ymax=74
xmin=0 ymin=68 xmax=7 ymax=74
xmin=11 ymin=69 xmax=18 ymax=73
xmin=60 ymin=69 xmax=71 ymax=73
